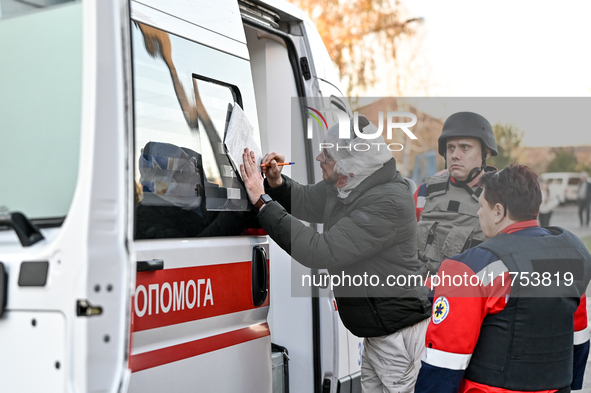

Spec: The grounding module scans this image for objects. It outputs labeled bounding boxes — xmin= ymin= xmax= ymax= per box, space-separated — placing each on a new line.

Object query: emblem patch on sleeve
xmin=432 ymin=296 xmax=449 ymax=324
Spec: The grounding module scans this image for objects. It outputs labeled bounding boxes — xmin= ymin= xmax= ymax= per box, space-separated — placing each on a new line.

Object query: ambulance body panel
xmin=0 ymin=0 xmax=361 ymax=391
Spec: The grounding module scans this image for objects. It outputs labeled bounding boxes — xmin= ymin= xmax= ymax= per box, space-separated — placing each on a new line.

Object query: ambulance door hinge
xmin=322 ymin=378 xmax=331 ymax=393
xmin=77 ymin=299 xmax=103 ymax=317
xmin=300 ymin=57 xmax=311 ymax=80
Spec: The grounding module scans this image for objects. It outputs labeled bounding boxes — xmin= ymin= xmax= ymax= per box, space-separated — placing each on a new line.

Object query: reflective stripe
xmin=130 ymin=322 xmax=270 ymax=372
xmin=423 ymin=347 xmax=472 ymax=370
xmin=474 ymin=259 xmax=508 ymax=287
xmin=133 ymin=262 xmax=269 ymax=332
xmin=574 ymin=327 xmax=590 ymax=345
xmin=416 ymin=196 xmax=426 ymax=208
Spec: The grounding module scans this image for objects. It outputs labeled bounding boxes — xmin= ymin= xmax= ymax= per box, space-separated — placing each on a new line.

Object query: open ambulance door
xmin=241 ymin=1 xmax=361 ymax=391
xmin=1 ymin=1 xmax=132 ymax=392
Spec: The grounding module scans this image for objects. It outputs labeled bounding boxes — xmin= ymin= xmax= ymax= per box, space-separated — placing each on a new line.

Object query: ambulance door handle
xmin=137 ymin=259 xmax=164 ymax=272
xmin=251 ymin=246 xmax=268 ymax=307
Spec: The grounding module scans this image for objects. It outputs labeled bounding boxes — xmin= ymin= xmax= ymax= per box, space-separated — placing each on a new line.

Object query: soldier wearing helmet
xmin=414 ymin=112 xmax=498 ymax=275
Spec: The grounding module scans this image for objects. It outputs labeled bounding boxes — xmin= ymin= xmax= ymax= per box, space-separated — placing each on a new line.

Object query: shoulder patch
xmin=426 ymin=182 xmax=447 ymax=196
xmin=417 ymin=182 xmax=428 ymax=197
xmin=432 ymin=296 xmax=450 ymax=324
xmin=453 ymin=247 xmax=499 ymax=274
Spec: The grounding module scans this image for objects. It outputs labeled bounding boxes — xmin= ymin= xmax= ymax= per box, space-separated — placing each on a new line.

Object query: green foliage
xmin=575 ymin=162 xmax=591 ymax=174
xmin=487 ymin=123 xmax=523 ymax=169
xmin=546 ymin=148 xmax=578 ymax=172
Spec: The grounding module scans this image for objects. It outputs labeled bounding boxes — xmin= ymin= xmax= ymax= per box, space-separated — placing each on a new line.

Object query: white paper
xmin=224 ymin=103 xmax=262 ymax=180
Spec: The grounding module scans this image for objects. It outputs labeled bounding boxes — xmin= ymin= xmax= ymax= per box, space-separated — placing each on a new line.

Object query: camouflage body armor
xmin=417 ymin=173 xmax=485 ymax=275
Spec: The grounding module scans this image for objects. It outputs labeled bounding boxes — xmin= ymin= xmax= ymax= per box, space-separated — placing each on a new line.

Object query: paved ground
xmin=548 ymin=204 xmax=591 ymax=391
xmin=547 ymin=203 xmax=591 ymax=240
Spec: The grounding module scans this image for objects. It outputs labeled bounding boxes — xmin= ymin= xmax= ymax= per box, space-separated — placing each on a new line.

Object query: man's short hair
xmin=478 ymin=164 xmax=542 ymax=222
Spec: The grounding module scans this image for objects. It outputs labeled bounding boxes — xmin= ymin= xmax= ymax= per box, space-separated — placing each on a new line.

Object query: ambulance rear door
xmin=128 ymin=2 xmax=271 ymax=392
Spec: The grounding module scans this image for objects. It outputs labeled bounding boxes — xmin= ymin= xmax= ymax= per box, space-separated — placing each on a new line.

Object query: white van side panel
xmin=128 ymin=2 xmax=271 ymax=391
xmin=0 ymin=311 xmax=66 ymax=393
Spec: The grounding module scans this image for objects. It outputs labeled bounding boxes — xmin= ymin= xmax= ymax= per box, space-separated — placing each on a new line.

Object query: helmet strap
xmin=462 ymin=145 xmax=487 ymax=184
xmin=465 ymin=166 xmax=483 ymax=184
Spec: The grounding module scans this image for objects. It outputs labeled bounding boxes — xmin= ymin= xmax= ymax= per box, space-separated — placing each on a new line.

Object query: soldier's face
xmin=446 ymin=137 xmax=483 ymax=181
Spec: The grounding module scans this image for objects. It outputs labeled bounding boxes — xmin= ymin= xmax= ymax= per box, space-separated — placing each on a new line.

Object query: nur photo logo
xmin=303 ymin=106 xmax=419 ymax=152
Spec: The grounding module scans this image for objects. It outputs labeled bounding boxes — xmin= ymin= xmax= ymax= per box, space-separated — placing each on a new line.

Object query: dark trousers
xmin=539 ymin=212 xmax=552 ymax=227
xmin=578 ymin=199 xmax=590 ymax=226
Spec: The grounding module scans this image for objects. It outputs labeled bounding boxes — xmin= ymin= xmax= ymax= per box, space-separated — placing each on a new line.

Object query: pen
xmin=261 ymin=162 xmax=295 ymax=167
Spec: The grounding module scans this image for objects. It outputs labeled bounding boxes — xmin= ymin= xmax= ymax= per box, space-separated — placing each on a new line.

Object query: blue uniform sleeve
xmin=415 ymin=362 xmax=464 ymax=393
xmin=414 ymin=182 xmax=427 ymax=221
xmin=572 ymin=340 xmax=590 ymax=390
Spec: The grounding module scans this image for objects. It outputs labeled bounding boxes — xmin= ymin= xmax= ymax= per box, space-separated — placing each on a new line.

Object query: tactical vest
xmin=465 ymin=227 xmax=591 ymax=391
xmin=417 ymin=173 xmax=485 ymax=275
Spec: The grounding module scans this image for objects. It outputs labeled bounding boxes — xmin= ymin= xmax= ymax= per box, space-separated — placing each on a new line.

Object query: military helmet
xmin=438 ymin=112 xmax=498 ymax=158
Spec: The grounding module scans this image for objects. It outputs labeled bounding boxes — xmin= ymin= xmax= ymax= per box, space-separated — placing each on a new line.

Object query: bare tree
xmin=293 ymin=0 xmax=420 ymax=95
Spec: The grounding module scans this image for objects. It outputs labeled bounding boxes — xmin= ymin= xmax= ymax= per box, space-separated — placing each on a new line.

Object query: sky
xmin=365 ymin=0 xmax=591 ymax=147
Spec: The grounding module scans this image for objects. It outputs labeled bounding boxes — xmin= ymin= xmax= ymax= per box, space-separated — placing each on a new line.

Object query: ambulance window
xmin=193 ymin=76 xmax=249 ymax=212
xmin=0 ymin=2 xmax=82 ymax=224
xmin=0 ymin=0 xmax=77 ymax=19
xmin=132 ymin=23 xmax=260 ymax=240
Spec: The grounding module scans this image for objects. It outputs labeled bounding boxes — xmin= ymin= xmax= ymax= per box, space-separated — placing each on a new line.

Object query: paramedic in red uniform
xmin=415 ymin=164 xmax=591 ymax=393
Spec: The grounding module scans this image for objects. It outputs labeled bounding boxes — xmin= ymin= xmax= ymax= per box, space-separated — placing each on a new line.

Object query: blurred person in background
xmin=577 ymin=172 xmax=591 ymax=227
xmin=415 ymin=112 xmax=497 ymax=276
xmin=539 ymin=180 xmax=559 ymax=227
xmin=415 ymin=164 xmax=591 ymax=393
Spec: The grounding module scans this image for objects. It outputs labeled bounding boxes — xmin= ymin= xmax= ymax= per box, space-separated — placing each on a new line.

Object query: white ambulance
xmin=0 ymin=0 xmax=363 ymax=392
